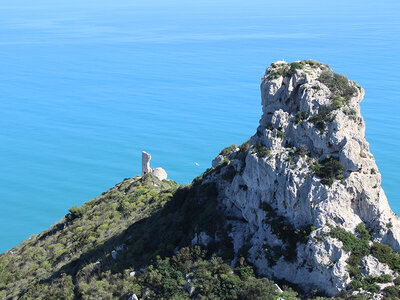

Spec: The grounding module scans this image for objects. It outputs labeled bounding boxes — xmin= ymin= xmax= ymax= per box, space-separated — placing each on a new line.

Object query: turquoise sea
xmin=0 ymin=0 xmax=399 ymax=252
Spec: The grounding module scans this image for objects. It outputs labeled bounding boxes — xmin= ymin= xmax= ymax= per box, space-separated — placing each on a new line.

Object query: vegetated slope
xmin=0 ymin=173 xmax=297 ymax=299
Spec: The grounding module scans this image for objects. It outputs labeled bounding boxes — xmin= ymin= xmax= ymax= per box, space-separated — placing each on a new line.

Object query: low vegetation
xmin=134 ymin=246 xmax=299 ymax=300
xmin=371 ymin=242 xmax=400 ymax=272
xmin=267 ymin=61 xmax=307 ymax=79
xmin=318 ymin=71 xmax=358 ymax=103
xmin=309 ymin=105 xmax=335 ymax=132
xmin=295 ymin=110 xmax=309 ymax=125
xmin=311 ymin=156 xmax=345 ymax=186
xmin=329 ymin=223 xmax=370 ymax=279
xmin=0 ymin=173 xmax=234 ymax=299
xmin=328 ymin=223 xmax=400 ymax=294
xmin=255 ymin=141 xmax=269 ymax=158
xmin=276 ymin=129 xmax=286 ymax=139
xmin=220 ymin=144 xmax=237 ymax=156
xmin=262 ymin=203 xmax=315 ymax=262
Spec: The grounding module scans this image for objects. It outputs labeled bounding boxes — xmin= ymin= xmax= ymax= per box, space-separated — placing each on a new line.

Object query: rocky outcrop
xmin=141 ymin=151 xmax=168 ymax=180
xmin=152 ymin=168 xmax=168 ymax=181
xmin=142 ymin=151 xmax=152 ymax=175
xmin=212 ymin=155 xmax=224 ymax=168
xmin=204 ymin=60 xmax=400 ymax=296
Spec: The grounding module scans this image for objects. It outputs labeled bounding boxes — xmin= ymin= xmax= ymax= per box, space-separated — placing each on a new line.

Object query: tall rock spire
xmin=207 ymin=60 xmax=400 ymax=295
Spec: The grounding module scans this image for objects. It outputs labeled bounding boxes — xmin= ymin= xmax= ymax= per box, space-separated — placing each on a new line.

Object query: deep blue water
xmin=0 ymin=0 xmax=399 ymax=253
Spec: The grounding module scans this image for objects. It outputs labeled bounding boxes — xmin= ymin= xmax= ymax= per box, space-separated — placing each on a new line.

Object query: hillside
xmin=2 ymin=60 xmax=400 ymax=299
xmin=0 ymin=173 xmax=299 ymax=299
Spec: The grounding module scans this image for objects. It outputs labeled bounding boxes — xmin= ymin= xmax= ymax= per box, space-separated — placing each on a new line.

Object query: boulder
xmin=152 ymin=167 xmax=167 ymax=180
xmin=212 ymin=155 xmax=224 ymax=168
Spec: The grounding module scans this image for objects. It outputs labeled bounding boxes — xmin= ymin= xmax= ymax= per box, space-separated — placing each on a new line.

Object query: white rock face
xmin=361 ymin=255 xmax=393 ymax=276
xmin=207 ymin=61 xmax=400 ymax=296
xmin=141 ymin=151 xmax=168 ymax=180
xmin=212 ymin=155 xmax=224 ymax=168
xmin=128 ymin=294 xmax=139 ymax=300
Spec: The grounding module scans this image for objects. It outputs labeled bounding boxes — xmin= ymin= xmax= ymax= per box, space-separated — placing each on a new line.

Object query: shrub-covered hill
xmin=0 ymin=173 xmax=300 ymax=299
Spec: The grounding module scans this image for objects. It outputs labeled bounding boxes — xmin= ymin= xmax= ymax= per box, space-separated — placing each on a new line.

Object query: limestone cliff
xmin=204 ymin=60 xmax=400 ymax=296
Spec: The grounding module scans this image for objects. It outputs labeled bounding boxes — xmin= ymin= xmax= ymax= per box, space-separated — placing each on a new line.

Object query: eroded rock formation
xmin=203 ymin=60 xmax=400 ymax=296
xmin=142 ymin=151 xmax=152 ymax=175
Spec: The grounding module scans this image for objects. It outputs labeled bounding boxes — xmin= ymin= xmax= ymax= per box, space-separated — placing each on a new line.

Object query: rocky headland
xmin=1 ymin=60 xmax=399 ymax=299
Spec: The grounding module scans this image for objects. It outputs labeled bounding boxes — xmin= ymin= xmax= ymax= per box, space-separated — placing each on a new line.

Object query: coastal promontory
xmin=1 ymin=60 xmax=399 ymax=299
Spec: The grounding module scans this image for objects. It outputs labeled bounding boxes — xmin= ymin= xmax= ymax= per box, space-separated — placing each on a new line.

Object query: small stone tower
xmin=142 ymin=151 xmax=152 ymax=175
xmin=141 ymin=151 xmax=168 ymax=180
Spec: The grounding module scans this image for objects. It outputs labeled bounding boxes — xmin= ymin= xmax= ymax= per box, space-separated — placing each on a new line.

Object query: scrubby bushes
xmin=277 ymin=130 xmax=286 ymax=139
xmin=255 ymin=141 xmax=269 ymax=158
xmin=262 ymin=203 xmax=315 ymax=262
xmin=328 ymin=223 xmax=400 ymax=293
xmin=239 ymin=141 xmax=249 ymax=153
xmin=306 ymin=70 xmax=358 ymax=132
xmin=133 ymin=246 xmax=298 ymax=300
xmin=319 ymin=71 xmax=358 ymax=103
xmin=311 ymin=156 xmax=345 ymax=186
xmin=371 ymin=242 xmax=400 ymax=272
xmin=267 ymin=61 xmax=305 ymax=79
xmin=220 ymin=144 xmax=237 ymax=156
xmin=343 ymin=107 xmax=357 ymax=117
xmin=309 ymin=106 xmax=335 ymax=132
xmin=329 ymin=223 xmax=370 ymax=279
xmin=383 ymin=285 xmax=400 ymax=299
xmin=295 ymin=110 xmax=309 ymax=125
xmin=67 ymin=205 xmax=86 ymax=220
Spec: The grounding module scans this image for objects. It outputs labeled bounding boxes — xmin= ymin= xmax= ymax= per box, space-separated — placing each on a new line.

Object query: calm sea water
xmin=0 ymin=0 xmax=399 ymax=252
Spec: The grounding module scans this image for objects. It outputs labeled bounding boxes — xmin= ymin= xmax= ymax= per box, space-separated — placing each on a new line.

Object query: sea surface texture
xmin=0 ymin=0 xmax=399 ymax=252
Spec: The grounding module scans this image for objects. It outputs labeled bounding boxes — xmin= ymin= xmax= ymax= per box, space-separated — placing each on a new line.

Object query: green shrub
xmin=239 ymin=141 xmax=250 ymax=153
xmin=343 ymin=107 xmax=357 ymax=117
xmin=288 ymin=62 xmax=303 ymax=76
xmin=267 ymin=61 xmax=304 ymax=79
xmin=383 ymin=286 xmax=400 ymax=299
xmin=375 ymin=274 xmax=392 ymax=283
xmin=295 ymin=110 xmax=309 ymax=125
xmin=304 ymin=60 xmax=321 ymax=68
xmin=67 ymin=205 xmax=86 ymax=220
xmin=319 ymin=71 xmax=358 ymax=102
xmin=332 ymin=96 xmax=345 ymax=109
xmin=237 ymin=277 xmax=279 ymax=300
xmin=309 ymin=106 xmax=334 ymax=132
xmin=0 ymin=263 xmax=10 ymax=286
xmin=255 ymin=141 xmax=268 ymax=158
xmin=262 ymin=202 xmax=314 ymax=262
xmin=267 ymin=67 xmax=286 ymax=80
xmin=220 ymin=144 xmax=237 ymax=156
xmin=371 ymin=242 xmax=400 ymax=272
xmin=329 ymin=223 xmax=370 ymax=280
xmin=312 ymin=156 xmax=345 ymax=186
xmin=277 ymin=130 xmax=285 ymax=139
xmin=394 ymin=277 xmax=400 ymax=286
